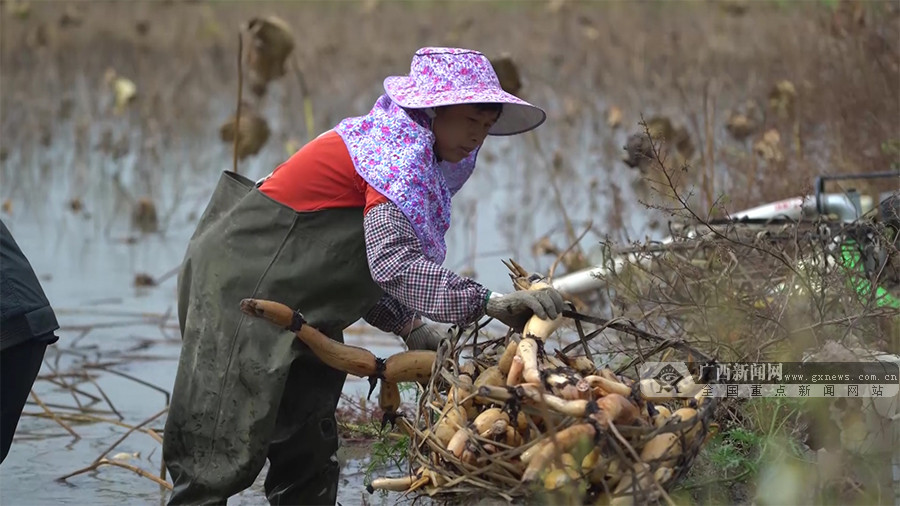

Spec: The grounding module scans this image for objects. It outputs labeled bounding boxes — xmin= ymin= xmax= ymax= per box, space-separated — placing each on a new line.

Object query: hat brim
xmin=383 ymin=76 xmax=546 ymax=136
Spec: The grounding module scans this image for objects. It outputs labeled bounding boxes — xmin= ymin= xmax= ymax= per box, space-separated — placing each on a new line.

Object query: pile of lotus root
xmin=240 ymin=260 xmax=716 ymax=505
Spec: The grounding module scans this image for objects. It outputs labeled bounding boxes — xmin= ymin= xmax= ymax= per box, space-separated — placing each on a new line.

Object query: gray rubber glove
xmin=404 ymin=323 xmax=447 ymax=351
xmin=485 ymin=288 xmax=566 ymax=330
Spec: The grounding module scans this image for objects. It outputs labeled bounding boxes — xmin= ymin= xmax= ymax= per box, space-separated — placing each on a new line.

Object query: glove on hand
xmin=404 ymin=323 xmax=447 ymax=351
xmin=484 ymin=288 xmax=566 ymax=331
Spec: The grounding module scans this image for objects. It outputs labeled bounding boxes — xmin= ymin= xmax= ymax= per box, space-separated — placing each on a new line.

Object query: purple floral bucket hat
xmin=334 ymin=47 xmax=546 ymax=264
xmin=383 ymin=47 xmax=546 ymax=136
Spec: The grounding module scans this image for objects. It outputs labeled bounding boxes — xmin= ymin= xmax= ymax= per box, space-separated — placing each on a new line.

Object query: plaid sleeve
xmin=364 ymin=202 xmax=489 ymax=326
xmin=363 ymin=293 xmax=416 ymax=334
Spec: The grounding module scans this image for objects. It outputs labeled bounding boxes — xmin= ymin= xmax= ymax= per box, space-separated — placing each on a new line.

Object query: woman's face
xmin=431 ymin=105 xmax=500 ymax=163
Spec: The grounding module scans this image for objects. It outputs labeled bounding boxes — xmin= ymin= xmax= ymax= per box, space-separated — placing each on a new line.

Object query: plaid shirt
xmin=363 ymin=202 xmax=489 ymax=333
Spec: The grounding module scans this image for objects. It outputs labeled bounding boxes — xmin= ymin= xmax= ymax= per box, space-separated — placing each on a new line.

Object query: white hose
xmin=551 ymin=193 xmax=875 ymax=295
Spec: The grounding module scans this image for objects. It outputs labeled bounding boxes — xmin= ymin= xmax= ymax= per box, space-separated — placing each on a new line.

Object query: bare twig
xmin=562 ymin=310 xmax=712 ymax=362
xmin=42 ymin=359 xmax=86 ymax=411
xmin=57 ymin=458 xmax=172 ymax=490
xmin=547 ymin=219 xmax=593 ymax=282
xmin=59 ymin=319 xmax=163 ymax=332
xmin=153 ymin=266 xmax=180 ymax=286
xmin=159 ymin=455 xmax=168 ymax=496
xmin=608 ymin=422 xmax=676 ymax=506
xmin=232 ymin=31 xmax=243 ymax=174
xmin=291 ymin=53 xmax=316 ymax=141
xmin=702 ymin=80 xmax=716 ymax=212
xmin=83 ymin=364 xmax=171 ymax=405
xmin=640 ymin=117 xmax=801 ymax=278
xmin=572 ymin=317 xmax=595 ymax=363
xmin=93 ymin=407 xmax=168 ymax=464
xmin=54 ymin=308 xmax=173 ymax=319
xmin=22 ymin=412 xmax=163 ymax=443
xmin=24 ymin=400 xmax=112 ymax=415
xmin=38 ymin=377 xmax=103 ymax=403
xmin=29 ymin=390 xmax=80 ymax=440
xmin=81 ymin=371 xmax=124 ymax=420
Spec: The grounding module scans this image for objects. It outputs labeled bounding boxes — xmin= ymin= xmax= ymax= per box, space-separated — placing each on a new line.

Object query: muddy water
xmin=0 ymin=107 xmax=653 ymax=505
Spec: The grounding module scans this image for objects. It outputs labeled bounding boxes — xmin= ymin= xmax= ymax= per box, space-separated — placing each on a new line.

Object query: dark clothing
xmin=1 ymin=220 xmax=59 ymax=351
xmin=0 ymin=219 xmax=58 ymax=464
xmin=1 ymin=339 xmax=49 ymax=462
xmin=163 ymin=172 xmax=384 ymax=505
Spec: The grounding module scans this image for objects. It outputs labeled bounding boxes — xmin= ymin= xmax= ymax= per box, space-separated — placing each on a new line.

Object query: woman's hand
xmin=403 ymin=323 xmax=448 ymax=351
xmin=484 ymin=288 xmax=566 ymax=331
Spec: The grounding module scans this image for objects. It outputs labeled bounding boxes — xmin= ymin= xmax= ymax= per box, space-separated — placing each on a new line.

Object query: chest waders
xmin=163 ymin=171 xmax=384 ymax=505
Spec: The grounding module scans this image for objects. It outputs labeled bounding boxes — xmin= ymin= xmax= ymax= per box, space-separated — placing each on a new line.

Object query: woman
xmin=163 ymin=47 xmax=566 ymax=505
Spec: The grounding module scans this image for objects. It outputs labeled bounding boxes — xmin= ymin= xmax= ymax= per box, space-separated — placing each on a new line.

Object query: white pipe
xmin=730 ymin=194 xmax=873 ymax=222
xmin=550 ymin=255 xmax=623 ymax=295
xmin=730 ymin=197 xmax=804 ymax=221
xmin=551 ymin=193 xmax=875 ymax=296
xmin=552 ymin=237 xmax=674 ymax=295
